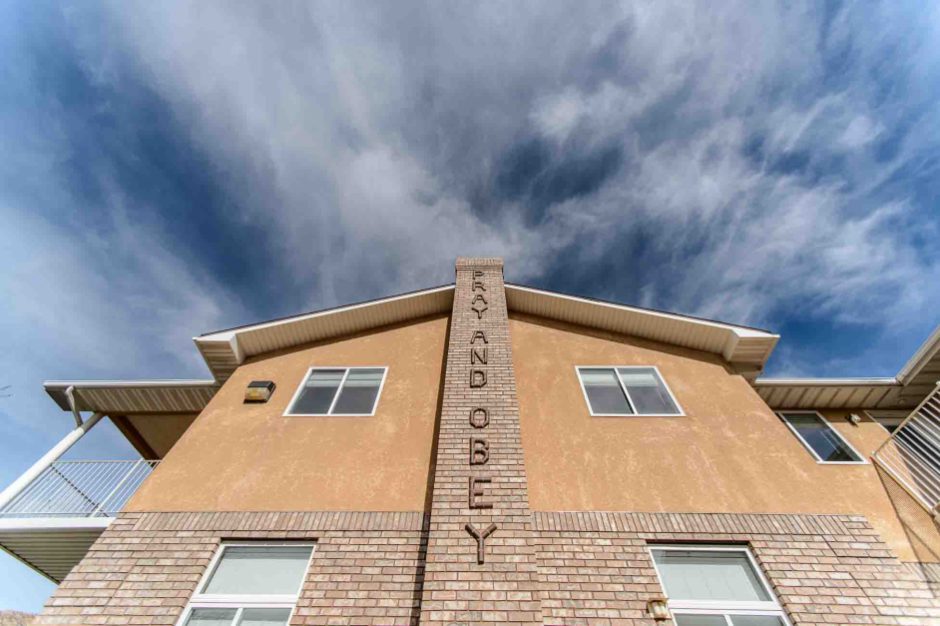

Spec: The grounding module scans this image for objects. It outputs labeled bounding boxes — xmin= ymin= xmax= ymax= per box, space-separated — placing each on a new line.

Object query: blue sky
xmin=1 ymin=0 xmax=939 ymax=612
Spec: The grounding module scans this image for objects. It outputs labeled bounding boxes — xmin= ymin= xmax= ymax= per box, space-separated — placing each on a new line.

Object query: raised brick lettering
xmin=470 ymin=438 xmax=489 ymax=465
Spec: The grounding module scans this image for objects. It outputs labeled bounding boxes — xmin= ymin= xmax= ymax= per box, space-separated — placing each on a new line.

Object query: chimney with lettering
xmin=419 ymin=257 xmax=543 ymax=625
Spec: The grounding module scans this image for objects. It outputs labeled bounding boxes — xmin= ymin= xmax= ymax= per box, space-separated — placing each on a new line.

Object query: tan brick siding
xmin=419 ymin=257 xmax=543 ymax=625
xmin=532 ymin=511 xmax=940 ymax=626
xmin=35 ymin=512 xmax=427 ymax=626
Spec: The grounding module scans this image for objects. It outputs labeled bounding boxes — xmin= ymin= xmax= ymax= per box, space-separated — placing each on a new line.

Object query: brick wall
xmin=532 ymin=511 xmax=940 ymax=626
xmin=36 ymin=509 xmax=940 ymax=626
xmin=419 ymin=257 xmax=543 ymax=625
xmin=34 ymin=511 xmax=427 ymax=626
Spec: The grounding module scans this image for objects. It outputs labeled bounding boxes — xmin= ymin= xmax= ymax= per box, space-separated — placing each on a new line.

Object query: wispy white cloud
xmin=1 ymin=0 xmax=939 ymax=609
xmin=84 ymin=1 xmax=938 ymax=347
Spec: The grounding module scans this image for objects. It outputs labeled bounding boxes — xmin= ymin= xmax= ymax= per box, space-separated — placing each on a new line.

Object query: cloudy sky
xmin=1 ymin=0 xmax=939 ymax=611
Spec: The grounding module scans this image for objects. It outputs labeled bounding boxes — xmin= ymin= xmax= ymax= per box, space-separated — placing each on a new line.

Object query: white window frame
xmin=284 ymin=366 xmax=388 ymax=417
xmin=176 ymin=542 xmax=316 ymax=626
xmin=575 ymin=365 xmax=684 ymax=417
xmin=648 ymin=544 xmax=791 ymax=625
xmin=778 ymin=410 xmax=866 ymax=465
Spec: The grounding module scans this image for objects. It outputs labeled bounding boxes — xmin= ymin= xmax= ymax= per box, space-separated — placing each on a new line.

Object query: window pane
xmin=238 ymin=608 xmax=292 ymax=626
xmin=673 ymin=616 xmax=727 ymax=626
xmin=185 ymin=609 xmax=236 ymax=626
xmin=652 ymin=549 xmax=771 ymax=602
xmin=203 ymin=545 xmax=312 ymax=595
xmin=618 ymin=368 xmax=680 ymax=414
xmin=731 ymin=616 xmax=787 ymax=626
xmin=580 ymin=368 xmax=633 ymax=414
xmin=783 ymin=414 xmax=861 ymax=462
xmin=331 ymin=368 xmax=384 ymax=414
xmin=290 ymin=370 xmax=344 ymax=414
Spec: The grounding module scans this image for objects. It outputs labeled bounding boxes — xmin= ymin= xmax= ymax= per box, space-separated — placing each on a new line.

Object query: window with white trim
xmin=179 ymin=543 xmax=314 ymax=626
xmin=577 ymin=366 xmax=682 ymax=415
xmin=649 ymin=545 xmax=789 ymax=626
xmin=285 ymin=367 xmax=387 ymax=416
xmin=778 ymin=411 xmax=864 ymax=463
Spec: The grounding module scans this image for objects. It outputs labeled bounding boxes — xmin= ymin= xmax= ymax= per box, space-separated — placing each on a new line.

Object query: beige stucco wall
xmin=128 ymin=315 xmax=448 ymax=513
xmin=510 ymin=313 xmax=932 ymax=561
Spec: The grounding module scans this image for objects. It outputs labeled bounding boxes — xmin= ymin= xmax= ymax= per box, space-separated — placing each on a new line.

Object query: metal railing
xmin=0 ymin=460 xmax=159 ymax=519
xmin=873 ymin=383 xmax=940 ymax=517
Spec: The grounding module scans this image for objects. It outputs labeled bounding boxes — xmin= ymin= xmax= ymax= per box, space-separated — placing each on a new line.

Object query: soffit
xmin=44 ymin=381 xmax=218 ymax=414
xmin=504 ymin=283 xmax=779 ymax=371
xmin=195 ymin=285 xmax=456 ymax=381
xmin=755 ymin=325 xmax=940 ymax=410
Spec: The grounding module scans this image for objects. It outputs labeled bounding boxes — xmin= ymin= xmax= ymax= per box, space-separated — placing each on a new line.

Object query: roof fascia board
xmin=897 ymin=325 xmax=940 ymax=385
xmin=505 ymin=283 xmax=775 ymax=337
xmin=197 ymin=284 xmax=456 ymax=343
xmin=754 ymin=377 xmax=900 ymax=387
xmin=504 ymin=283 xmax=779 ymax=368
xmin=44 ymin=380 xmax=219 ymax=412
xmin=193 ymin=285 xmax=455 ymax=379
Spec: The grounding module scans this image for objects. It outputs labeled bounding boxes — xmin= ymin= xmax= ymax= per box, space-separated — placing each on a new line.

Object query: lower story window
xmin=179 ymin=543 xmax=315 ymax=626
xmin=649 ymin=545 xmax=790 ymax=626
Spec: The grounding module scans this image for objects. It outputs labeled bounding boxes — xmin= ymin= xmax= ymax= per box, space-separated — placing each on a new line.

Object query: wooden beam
xmin=109 ymin=415 xmax=160 ymax=460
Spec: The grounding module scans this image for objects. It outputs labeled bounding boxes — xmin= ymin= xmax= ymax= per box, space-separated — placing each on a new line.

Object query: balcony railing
xmin=0 ymin=460 xmax=159 ymax=519
xmin=873 ymin=383 xmax=940 ymax=517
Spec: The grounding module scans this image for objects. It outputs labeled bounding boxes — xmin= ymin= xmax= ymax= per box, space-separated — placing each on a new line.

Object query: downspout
xmin=0 ymin=411 xmax=104 ymax=511
xmin=64 ymin=384 xmax=83 ymax=427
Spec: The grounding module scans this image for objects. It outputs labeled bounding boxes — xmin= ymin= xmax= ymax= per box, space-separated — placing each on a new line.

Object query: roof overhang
xmin=43 ymin=380 xmax=219 ymax=458
xmin=195 ymin=285 xmax=456 ymax=381
xmin=755 ymin=324 xmax=940 ymax=410
xmin=505 ymin=283 xmax=780 ymax=378
xmin=752 ymin=378 xmax=907 ymax=410
xmin=44 ymin=380 xmax=219 ymax=414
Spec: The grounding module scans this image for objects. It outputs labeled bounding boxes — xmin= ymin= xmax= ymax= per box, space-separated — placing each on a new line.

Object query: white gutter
xmin=64 ymin=385 xmax=82 ymax=427
xmin=897 ymin=325 xmax=940 ymax=385
xmin=753 ymin=377 xmax=899 ymax=386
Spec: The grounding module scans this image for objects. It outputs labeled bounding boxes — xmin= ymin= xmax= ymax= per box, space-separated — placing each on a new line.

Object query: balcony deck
xmin=0 ymin=460 xmax=158 ymax=582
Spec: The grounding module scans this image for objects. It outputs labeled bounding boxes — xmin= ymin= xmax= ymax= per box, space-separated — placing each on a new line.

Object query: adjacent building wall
xmin=127 ymin=315 xmax=448 ymax=513
xmin=510 ymin=313 xmax=930 ymax=561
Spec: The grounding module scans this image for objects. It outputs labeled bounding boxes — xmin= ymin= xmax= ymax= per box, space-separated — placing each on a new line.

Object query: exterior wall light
xmin=848 ymin=413 xmax=862 ymax=425
xmin=245 ymin=380 xmax=276 ymax=403
xmin=647 ymin=598 xmax=670 ymax=621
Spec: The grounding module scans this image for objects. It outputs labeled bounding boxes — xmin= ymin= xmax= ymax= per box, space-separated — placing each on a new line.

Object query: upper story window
xmin=649 ymin=545 xmax=789 ymax=625
xmin=778 ymin=411 xmax=864 ymax=464
xmin=576 ymin=366 xmax=682 ymax=416
xmin=285 ymin=367 xmax=387 ymax=416
xmin=180 ymin=543 xmax=314 ymax=626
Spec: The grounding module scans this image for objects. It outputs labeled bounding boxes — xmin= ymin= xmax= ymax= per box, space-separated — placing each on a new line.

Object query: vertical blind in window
xmin=182 ymin=544 xmax=314 ymax=626
xmin=652 ymin=549 xmax=770 ymax=602
xmin=202 ymin=545 xmax=313 ymax=596
xmin=650 ymin=546 xmax=788 ymax=625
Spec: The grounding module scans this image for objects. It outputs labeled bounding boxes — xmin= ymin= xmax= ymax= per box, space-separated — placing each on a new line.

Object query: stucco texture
xmin=510 ymin=313 xmax=933 ymax=562
xmin=127 ymin=315 xmax=448 ymax=513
